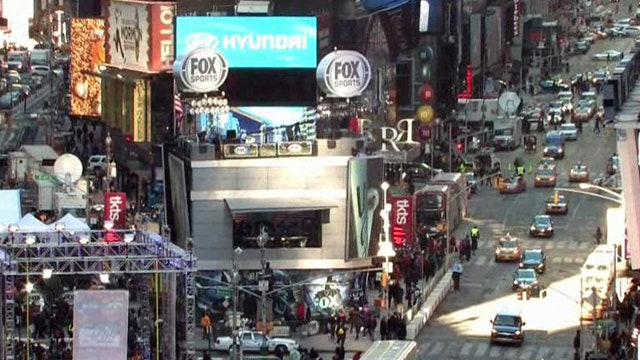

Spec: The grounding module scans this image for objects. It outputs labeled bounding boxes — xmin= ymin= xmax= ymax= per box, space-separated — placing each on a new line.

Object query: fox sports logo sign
xmin=316 ymin=51 xmax=372 ymax=98
xmin=175 ymin=47 xmax=229 ymax=93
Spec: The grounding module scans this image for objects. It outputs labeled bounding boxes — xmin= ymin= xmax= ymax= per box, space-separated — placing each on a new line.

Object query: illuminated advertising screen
xmin=175 ymin=16 xmax=318 ymax=68
xmin=419 ymin=0 xmax=444 ymax=33
xmin=229 ymin=106 xmax=315 ymax=133
xmin=70 ymin=18 xmax=105 ymax=117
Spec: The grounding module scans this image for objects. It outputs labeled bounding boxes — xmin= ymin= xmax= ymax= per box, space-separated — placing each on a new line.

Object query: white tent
xmin=17 ymin=214 xmax=49 ymax=232
xmin=51 ymin=213 xmax=90 ymax=232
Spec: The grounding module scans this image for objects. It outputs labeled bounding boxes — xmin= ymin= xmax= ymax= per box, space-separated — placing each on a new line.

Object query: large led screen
xmin=175 ymin=16 xmax=317 ymax=68
xmin=419 ymin=0 xmax=444 ymax=33
xmin=231 ymin=106 xmax=315 ymax=133
xmin=70 ymin=18 xmax=105 ymax=117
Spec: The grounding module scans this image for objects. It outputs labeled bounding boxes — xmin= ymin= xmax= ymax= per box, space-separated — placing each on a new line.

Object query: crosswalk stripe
xmin=551 ymin=257 xmax=563 ymax=264
xmin=488 ymin=345 xmax=502 ymax=357
xmin=427 ymin=341 xmax=444 ymax=356
xmin=535 ymin=346 xmax=552 ymax=359
xmin=460 ymin=342 xmax=473 ymax=356
xmin=519 ymin=347 xmax=535 ymax=360
xmin=555 ymin=241 xmax=567 ymax=249
xmin=503 ymin=347 xmax=519 ymax=359
xmin=575 ymin=257 xmax=584 ymax=265
xmin=578 ymin=242 xmax=590 ymax=250
xmin=479 ymin=240 xmax=490 ymax=248
xmin=564 ymin=257 xmax=574 ymax=264
xmin=551 ymin=347 xmax=573 ymax=359
xmin=474 ymin=342 xmax=489 ymax=357
xmin=545 ymin=242 xmax=555 ymax=249
xmin=474 ymin=255 xmax=488 ymax=267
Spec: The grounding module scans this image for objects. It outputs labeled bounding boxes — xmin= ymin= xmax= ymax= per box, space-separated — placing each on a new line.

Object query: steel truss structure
xmin=0 ymin=228 xmax=196 ymax=360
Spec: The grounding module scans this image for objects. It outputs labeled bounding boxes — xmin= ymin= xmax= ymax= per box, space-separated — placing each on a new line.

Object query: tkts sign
xmin=390 ymin=196 xmax=413 ymax=246
xmin=104 ymin=192 xmax=127 ymax=229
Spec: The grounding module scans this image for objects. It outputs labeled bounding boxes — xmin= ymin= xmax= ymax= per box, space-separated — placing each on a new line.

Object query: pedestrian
xmin=452 ymin=261 xmax=463 ymax=290
xmin=593 ymin=116 xmax=601 ymax=133
xmin=380 ymin=316 xmax=388 ymax=340
xmin=470 ymin=226 xmax=479 ymax=255
xmin=573 ymin=330 xmax=581 ymax=354
xmin=200 ymin=312 xmax=211 ymax=340
xmin=336 ymin=322 xmax=347 ymax=347
xmin=595 ymin=227 xmax=603 ymax=245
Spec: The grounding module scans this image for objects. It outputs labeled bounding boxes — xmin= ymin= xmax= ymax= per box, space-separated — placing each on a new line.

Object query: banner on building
xmin=104 ymin=192 xmax=127 ymax=229
xmin=73 ymin=290 xmax=129 ymax=360
xmin=347 ymin=157 xmax=384 ymax=259
xmin=378 ymin=2 xmax=417 ymax=60
xmin=70 ymin=18 xmax=105 ymax=117
xmin=106 ymin=0 xmax=175 ymax=72
xmin=390 ymin=196 xmax=413 ymax=246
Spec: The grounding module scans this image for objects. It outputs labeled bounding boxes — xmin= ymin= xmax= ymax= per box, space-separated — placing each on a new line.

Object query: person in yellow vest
xmin=459 ymin=162 xmax=466 ymax=173
xmin=516 ymin=165 xmax=525 ymax=177
xmin=470 ymin=226 xmax=479 ymax=255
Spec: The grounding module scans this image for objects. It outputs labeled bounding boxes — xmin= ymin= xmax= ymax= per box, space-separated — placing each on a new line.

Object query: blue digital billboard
xmin=175 ymin=16 xmax=318 ymax=69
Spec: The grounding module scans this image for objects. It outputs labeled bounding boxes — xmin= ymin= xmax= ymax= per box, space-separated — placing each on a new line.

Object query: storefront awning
xmin=225 ymin=198 xmax=339 ymax=214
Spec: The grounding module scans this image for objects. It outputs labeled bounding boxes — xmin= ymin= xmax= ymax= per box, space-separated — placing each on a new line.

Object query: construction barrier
xmin=406 ymin=270 xmax=454 ymax=340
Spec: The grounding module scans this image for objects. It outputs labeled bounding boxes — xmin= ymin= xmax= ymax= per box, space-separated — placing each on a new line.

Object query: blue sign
xmin=176 ymin=16 xmax=318 ymax=69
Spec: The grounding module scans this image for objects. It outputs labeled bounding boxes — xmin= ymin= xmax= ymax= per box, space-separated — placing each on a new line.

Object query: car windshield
xmin=516 ymin=270 xmax=537 ymax=279
xmin=561 ymin=124 xmax=576 ymax=130
xmin=537 ymin=169 xmax=555 ymax=176
xmin=499 ymin=241 xmax=518 ymax=248
xmin=494 ymin=315 xmax=521 ymax=327
xmin=522 ymin=251 xmax=542 ymax=261
xmin=535 ymin=216 xmax=551 ymax=225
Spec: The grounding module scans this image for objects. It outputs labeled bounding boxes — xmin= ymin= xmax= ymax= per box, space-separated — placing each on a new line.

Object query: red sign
xmin=390 ymin=196 xmax=413 ymax=246
xmin=150 ymin=3 xmax=175 ymax=72
xmin=458 ymin=65 xmax=474 ymax=99
xmin=104 ymin=192 xmax=127 ymax=230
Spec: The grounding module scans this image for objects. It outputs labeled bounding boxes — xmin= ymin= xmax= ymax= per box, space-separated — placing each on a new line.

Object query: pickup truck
xmin=213 ymin=331 xmax=299 ymax=355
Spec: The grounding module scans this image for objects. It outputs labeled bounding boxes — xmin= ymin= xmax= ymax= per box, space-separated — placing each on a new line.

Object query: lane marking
xmin=534 ymin=346 xmax=552 ymax=359
xmin=474 ymin=342 xmax=489 ymax=357
xmin=565 ymin=196 xmax=584 ymax=231
xmin=460 ymin=342 xmax=473 ymax=356
xmin=427 ymin=341 xmax=444 ymax=356
xmin=488 ymin=345 xmax=502 ymax=357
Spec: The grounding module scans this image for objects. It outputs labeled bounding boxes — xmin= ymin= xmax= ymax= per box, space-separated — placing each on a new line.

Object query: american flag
xmin=173 ymin=83 xmax=184 ymax=135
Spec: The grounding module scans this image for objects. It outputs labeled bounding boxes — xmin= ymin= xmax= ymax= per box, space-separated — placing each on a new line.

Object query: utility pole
xmin=256 ymin=227 xmax=271 ymax=355
xmin=105 ymin=132 xmax=112 ymax=192
xmin=231 ymin=247 xmax=243 ymax=360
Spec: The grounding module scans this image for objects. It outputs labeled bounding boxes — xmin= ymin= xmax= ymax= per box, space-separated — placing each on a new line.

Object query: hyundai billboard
xmin=175 ymin=16 xmax=318 ymax=69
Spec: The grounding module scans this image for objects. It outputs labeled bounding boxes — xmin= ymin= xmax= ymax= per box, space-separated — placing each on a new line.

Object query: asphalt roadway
xmin=414 ymin=26 xmax=629 ymax=360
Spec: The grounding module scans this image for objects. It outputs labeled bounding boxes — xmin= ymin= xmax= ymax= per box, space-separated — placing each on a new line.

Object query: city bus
xmin=360 ymin=340 xmax=419 ymax=360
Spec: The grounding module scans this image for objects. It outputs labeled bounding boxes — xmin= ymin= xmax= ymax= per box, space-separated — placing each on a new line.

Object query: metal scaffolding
xmin=0 ymin=228 xmax=196 ymax=360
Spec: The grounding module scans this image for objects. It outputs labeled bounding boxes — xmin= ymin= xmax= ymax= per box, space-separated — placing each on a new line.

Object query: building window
xmin=232 ymin=210 xmax=323 ymax=248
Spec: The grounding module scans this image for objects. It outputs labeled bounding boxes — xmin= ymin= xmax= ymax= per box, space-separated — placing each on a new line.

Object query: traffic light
xmin=456 ymin=142 xmax=464 ymax=151
xmin=554 ymin=191 xmax=560 ymax=204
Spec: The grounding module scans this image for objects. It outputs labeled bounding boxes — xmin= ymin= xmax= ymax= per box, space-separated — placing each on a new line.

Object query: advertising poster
xmin=132 ymin=79 xmax=148 ymax=142
xmin=167 ymin=153 xmax=191 ymax=246
xmin=196 ymin=270 xmax=368 ymax=321
xmin=470 ymin=14 xmax=482 ymax=73
xmin=70 ymin=18 xmax=105 ymax=117
xmin=73 ymin=290 xmax=129 ymax=360
xmin=378 ymin=2 xmax=416 ymax=60
xmin=485 ymin=9 xmax=503 ymax=68
xmin=149 ymin=3 xmax=175 ymax=71
xmin=175 ymin=16 xmax=317 ymax=69
xmin=104 ymin=192 xmax=127 ymax=229
xmin=390 ymin=196 xmax=413 ymax=246
xmin=106 ymin=0 xmax=150 ymax=70
xmin=347 ymin=157 xmax=384 ymax=259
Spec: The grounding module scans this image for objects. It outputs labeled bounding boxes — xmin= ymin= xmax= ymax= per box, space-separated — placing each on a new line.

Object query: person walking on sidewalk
xmin=594 ymin=115 xmax=602 ymax=133
xmin=595 ymin=227 xmax=603 ymax=245
xmin=452 ymin=261 xmax=463 ymax=290
xmin=336 ymin=322 xmax=347 ymax=347
xmin=380 ymin=316 xmax=388 ymax=340
xmin=573 ymin=330 xmax=581 ymax=360
xmin=200 ymin=312 xmax=211 ymax=340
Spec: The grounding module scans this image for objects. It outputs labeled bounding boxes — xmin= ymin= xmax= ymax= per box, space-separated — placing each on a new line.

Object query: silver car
xmin=559 ymin=123 xmax=578 ymax=140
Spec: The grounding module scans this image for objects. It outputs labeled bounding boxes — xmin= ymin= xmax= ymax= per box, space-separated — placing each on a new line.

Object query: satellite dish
xmin=498 ymin=91 xmax=522 ymax=115
xmin=54 ymin=154 xmax=83 ymax=186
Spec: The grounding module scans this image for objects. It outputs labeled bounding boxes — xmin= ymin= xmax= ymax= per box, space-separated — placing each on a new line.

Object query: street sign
xmin=34 ymin=174 xmax=50 ymax=181
xmin=258 ymin=280 xmax=269 ymax=292
xmin=318 ymin=297 xmax=331 ymax=309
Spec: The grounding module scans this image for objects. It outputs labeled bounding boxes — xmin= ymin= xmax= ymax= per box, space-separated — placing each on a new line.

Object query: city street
xmin=415 ymin=62 xmax=621 ymax=360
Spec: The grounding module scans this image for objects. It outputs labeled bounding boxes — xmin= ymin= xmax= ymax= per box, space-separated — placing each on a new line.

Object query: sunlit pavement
xmin=414 ymin=25 xmax=628 ymax=360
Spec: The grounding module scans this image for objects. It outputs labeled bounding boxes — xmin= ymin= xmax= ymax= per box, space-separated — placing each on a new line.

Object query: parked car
xmin=214 ymin=331 xmax=299 ymax=355
xmin=569 ymin=163 xmax=590 ymax=182
xmin=87 ymin=155 xmax=108 ymax=173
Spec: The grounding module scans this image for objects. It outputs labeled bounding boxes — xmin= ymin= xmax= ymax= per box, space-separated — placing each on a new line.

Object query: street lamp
xmin=231 ymin=247 xmax=243 ymax=360
xmin=578 ymin=183 xmax=624 ymax=202
xmin=554 ymin=187 xmax=623 ymax=205
xmin=378 ymin=202 xmax=395 ymax=319
xmin=105 ymin=132 xmax=112 ymax=192
xmin=256 ymin=227 xmax=271 ymax=355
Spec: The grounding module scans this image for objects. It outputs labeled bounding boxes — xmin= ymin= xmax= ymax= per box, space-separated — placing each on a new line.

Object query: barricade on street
xmin=406 ymin=270 xmax=453 ymax=340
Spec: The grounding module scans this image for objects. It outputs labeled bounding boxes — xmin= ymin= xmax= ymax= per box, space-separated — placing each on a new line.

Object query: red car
xmin=499 ymin=176 xmax=527 ymax=194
